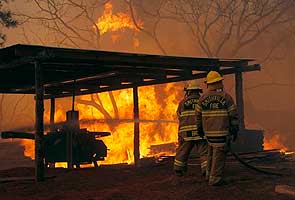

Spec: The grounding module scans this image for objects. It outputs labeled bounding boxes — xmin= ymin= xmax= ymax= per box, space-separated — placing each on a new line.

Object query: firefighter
xmin=174 ymin=80 xmax=208 ymax=177
xmin=196 ymin=71 xmax=239 ymax=186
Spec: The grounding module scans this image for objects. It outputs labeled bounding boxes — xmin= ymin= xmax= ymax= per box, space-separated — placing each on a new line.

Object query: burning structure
xmin=0 ymin=44 xmax=260 ymax=181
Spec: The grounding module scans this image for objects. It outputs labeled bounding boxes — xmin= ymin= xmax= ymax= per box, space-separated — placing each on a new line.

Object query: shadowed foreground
xmin=0 ymin=154 xmax=294 ymax=200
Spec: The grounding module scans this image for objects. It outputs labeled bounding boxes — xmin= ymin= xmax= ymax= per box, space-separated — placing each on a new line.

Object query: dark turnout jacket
xmin=177 ymin=93 xmax=203 ymax=141
xmin=196 ymin=89 xmax=239 ymax=146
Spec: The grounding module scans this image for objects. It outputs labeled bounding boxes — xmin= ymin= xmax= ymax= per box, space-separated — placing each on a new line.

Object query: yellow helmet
xmin=184 ymin=80 xmax=202 ymax=91
xmin=205 ymin=71 xmax=224 ymax=84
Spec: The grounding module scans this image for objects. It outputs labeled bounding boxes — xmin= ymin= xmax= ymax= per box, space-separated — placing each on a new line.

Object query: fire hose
xmin=228 ymin=142 xmax=284 ymax=176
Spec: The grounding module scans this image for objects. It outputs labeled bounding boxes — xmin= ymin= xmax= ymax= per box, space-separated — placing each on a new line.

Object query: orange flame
xmin=263 ymin=132 xmax=288 ymax=153
xmin=20 ymin=84 xmax=182 ymax=166
xmin=21 ymin=140 xmax=34 ymax=159
xmin=94 ymin=2 xmax=143 ymax=48
xmin=19 ymin=2 xmax=180 ymax=167
xmin=264 ymin=134 xmax=294 ymax=155
xmin=21 ymin=93 xmax=295 ymax=165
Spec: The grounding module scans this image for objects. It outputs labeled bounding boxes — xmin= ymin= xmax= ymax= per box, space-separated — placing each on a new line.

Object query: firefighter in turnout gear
xmin=196 ymin=71 xmax=239 ymax=186
xmin=174 ymin=80 xmax=208 ymax=177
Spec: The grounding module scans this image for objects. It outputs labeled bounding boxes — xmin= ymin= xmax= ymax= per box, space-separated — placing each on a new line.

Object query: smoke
xmin=1 ymin=0 xmax=295 ymax=151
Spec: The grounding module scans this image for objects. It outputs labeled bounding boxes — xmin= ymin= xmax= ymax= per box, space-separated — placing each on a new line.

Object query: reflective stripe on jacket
xmin=177 ymin=94 xmax=203 ymax=141
xmin=196 ymin=90 xmax=239 ymax=145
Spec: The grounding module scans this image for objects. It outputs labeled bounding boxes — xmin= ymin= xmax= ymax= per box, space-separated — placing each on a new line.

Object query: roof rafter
xmin=0 ymin=44 xmax=261 ymax=99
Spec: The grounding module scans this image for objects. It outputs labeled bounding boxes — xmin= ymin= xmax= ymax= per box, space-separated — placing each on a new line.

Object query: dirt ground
xmin=0 ymin=154 xmax=295 ymax=200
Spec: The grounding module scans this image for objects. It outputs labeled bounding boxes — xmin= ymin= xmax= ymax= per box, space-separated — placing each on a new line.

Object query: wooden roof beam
xmin=44 ymin=64 xmax=260 ymax=99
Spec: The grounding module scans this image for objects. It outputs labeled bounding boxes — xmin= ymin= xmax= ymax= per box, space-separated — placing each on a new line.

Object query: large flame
xmin=19 ymin=2 xmax=179 ymax=166
xmin=20 ymin=84 xmax=182 ymax=166
xmin=78 ymin=86 xmax=180 ymax=164
xmin=21 ymin=91 xmax=295 ymax=165
xmin=95 ymin=2 xmax=143 ymax=48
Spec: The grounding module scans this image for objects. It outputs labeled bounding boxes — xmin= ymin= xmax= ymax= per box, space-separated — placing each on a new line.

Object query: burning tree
xmin=14 ymin=0 xmax=107 ymax=48
xmin=14 ymin=0 xmax=144 ymax=49
xmin=15 ymin=0 xmax=295 ymax=59
xmin=11 ymin=0 xmax=182 ymax=164
xmin=9 ymin=0 xmax=295 ymax=161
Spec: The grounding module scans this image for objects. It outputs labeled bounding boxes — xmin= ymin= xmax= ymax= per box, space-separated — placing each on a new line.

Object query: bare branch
xmin=9 ymin=95 xmax=25 ymax=123
xmin=127 ymin=0 xmax=167 ymax=54
xmin=245 ymin=82 xmax=295 ymax=91
xmin=76 ymin=95 xmax=113 ymax=120
xmin=108 ymin=92 xmax=119 ymax=119
xmin=164 ymin=0 xmax=295 ymax=58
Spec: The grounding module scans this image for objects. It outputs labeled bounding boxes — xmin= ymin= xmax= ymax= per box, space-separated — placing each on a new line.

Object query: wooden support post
xmin=133 ymin=86 xmax=140 ymax=167
xmin=235 ymin=71 xmax=245 ymax=130
xmin=50 ymin=98 xmax=55 ymax=132
xmin=35 ymin=61 xmax=45 ymax=182
xmin=66 ymin=111 xmax=79 ymax=169
xmin=66 ymin=130 xmax=73 ymax=169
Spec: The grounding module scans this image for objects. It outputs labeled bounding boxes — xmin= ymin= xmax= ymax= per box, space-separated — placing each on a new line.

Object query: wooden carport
xmin=0 ymin=44 xmax=260 ymax=181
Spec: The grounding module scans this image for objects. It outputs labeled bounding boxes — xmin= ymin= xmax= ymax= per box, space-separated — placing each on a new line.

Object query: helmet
xmin=205 ymin=71 xmax=224 ymax=84
xmin=184 ymin=80 xmax=202 ymax=91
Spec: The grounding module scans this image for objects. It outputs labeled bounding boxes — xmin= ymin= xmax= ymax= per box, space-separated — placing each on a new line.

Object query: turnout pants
xmin=174 ymin=139 xmax=208 ymax=174
xmin=207 ymin=144 xmax=227 ymax=185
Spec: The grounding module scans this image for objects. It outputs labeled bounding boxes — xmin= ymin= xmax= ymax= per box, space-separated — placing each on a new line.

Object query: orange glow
xmin=95 ymin=3 xmax=143 ymax=34
xmin=20 ymin=84 xmax=183 ymax=166
xmin=111 ymin=34 xmax=120 ymax=43
xmin=264 ymin=133 xmax=288 ymax=152
xmin=55 ymin=163 xmax=67 ymax=168
xmin=20 ymin=139 xmax=34 ymax=159
xmin=76 ymin=86 xmax=181 ymax=164
xmin=94 ymin=2 xmax=143 ymax=48
xmin=284 ymin=151 xmax=295 ymax=155
xmin=133 ymin=38 xmax=140 ymax=48
xmin=263 ymin=133 xmax=294 ymax=156
xmin=19 ymin=2 xmax=182 ymax=167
